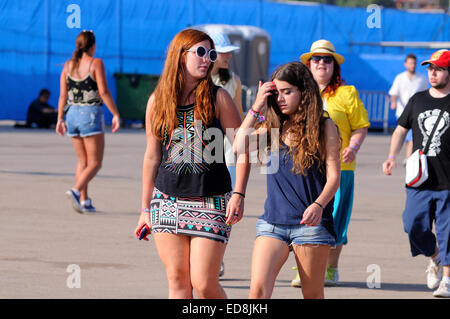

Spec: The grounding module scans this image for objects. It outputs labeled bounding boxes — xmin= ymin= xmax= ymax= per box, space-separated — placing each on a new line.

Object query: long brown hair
xmin=151 ymin=29 xmax=216 ymax=140
xmin=263 ymin=62 xmax=327 ymax=175
xmin=70 ymin=30 xmax=96 ymax=75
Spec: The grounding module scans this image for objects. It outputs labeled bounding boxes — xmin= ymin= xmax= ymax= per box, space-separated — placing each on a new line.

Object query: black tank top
xmin=66 ymin=59 xmax=102 ymax=106
xmin=154 ymin=86 xmax=232 ymax=197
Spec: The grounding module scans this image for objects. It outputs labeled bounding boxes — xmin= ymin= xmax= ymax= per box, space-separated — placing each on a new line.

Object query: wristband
xmin=233 ymin=191 xmax=245 ymax=198
xmin=141 ymin=208 xmax=150 ymax=213
xmin=350 ymin=138 xmax=361 ymax=147
xmin=388 ymin=155 xmax=396 ymax=160
xmin=350 ymin=145 xmax=358 ymax=153
xmin=313 ymin=201 xmax=323 ymax=209
xmin=249 ymin=108 xmax=265 ymax=123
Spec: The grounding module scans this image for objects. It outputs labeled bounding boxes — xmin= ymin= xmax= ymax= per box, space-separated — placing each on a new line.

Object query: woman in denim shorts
xmin=235 ymin=62 xmax=340 ymax=299
xmin=56 ymin=30 xmax=120 ymax=213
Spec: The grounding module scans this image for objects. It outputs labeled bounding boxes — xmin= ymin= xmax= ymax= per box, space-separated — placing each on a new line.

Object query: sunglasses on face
xmin=186 ymin=46 xmax=217 ymax=62
xmin=310 ymin=55 xmax=334 ymax=64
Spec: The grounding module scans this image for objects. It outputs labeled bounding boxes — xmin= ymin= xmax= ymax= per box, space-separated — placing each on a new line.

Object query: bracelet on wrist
xmin=248 ymin=108 xmax=265 ymax=123
xmin=350 ymin=138 xmax=361 ymax=147
xmin=350 ymin=145 xmax=358 ymax=153
xmin=233 ymin=191 xmax=245 ymax=198
xmin=141 ymin=208 xmax=150 ymax=213
xmin=313 ymin=201 xmax=323 ymax=209
xmin=388 ymin=155 xmax=396 ymax=160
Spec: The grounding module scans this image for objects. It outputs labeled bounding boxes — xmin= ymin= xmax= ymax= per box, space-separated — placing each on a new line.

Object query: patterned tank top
xmin=154 ymin=86 xmax=232 ymax=197
xmin=66 ymin=59 xmax=102 ymax=106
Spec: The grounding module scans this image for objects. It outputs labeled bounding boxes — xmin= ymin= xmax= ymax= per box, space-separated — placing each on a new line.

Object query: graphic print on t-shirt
xmin=418 ymin=108 xmax=450 ymax=156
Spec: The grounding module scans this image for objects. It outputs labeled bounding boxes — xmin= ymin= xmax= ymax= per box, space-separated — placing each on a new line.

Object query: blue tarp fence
xmin=0 ymin=0 xmax=448 ymax=127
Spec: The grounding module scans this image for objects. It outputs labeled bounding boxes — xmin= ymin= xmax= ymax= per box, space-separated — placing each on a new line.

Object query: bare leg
xmin=190 ymin=237 xmax=227 ymax=299
xmin=71 ymin=137 xmax=88 ymax=201
xmin=327 ymin=243 xmax=343 ymax=269
xmin=293 ymin=244 xmax=331 ymax=299
xmin=153 ymin=233 xmax=193 ymax=299
xmin=72 ymin=134 xmax=104 ymax=197
xmin=249 ymin=236 xmax=290 ymax=299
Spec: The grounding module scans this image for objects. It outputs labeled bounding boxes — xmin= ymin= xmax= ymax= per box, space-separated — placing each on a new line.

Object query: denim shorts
xmin=66 ymin=105 xmax=104 ymax=137
xmin=255 ymin=218 xmax=336 ymax=247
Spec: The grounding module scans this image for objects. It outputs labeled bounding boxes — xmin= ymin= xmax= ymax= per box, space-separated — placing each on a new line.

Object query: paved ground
xmin=0 ymin=121 xmax=439 ymax=299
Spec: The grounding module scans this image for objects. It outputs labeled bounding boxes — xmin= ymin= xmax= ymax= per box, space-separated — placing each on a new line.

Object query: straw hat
xmin=300 ymin=39 xmax=345 ymax=65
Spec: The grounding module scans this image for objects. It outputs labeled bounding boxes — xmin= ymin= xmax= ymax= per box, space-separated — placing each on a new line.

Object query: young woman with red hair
xmin=134 ymin=29 xmax=250 ymax=299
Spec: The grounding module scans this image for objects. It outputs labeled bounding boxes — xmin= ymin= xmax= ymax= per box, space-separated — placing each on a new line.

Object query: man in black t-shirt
xmin=383 ymin=49 xmax=450 ymax=298
xmin=25 ymin=89 xmax=57 ymax=128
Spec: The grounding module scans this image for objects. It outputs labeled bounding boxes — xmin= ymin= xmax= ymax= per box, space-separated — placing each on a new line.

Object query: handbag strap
xmin=423 ymin=109 xmax=445 ymax=155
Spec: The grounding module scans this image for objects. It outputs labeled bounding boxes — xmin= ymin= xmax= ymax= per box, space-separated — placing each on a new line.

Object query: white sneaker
xmin=433 ymin=280 xmax=450 ymax=298
xmin=426 ymin=259 xmax=442 ymax=290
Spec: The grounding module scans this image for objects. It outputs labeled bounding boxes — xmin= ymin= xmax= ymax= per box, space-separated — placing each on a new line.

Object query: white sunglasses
xmin=186 ymin=45 xmax=217 ymax=62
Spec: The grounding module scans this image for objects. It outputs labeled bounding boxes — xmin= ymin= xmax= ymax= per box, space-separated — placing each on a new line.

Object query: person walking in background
xmin=237 ymin=62 xmax=340 ymax=299
xmin=56 ymin=30 xmax=120 ymax=213
xmin=389 ymin=54 xmax=429 ymax=162
xmin=134 ymin=29 xmax=250 ymax=299
xmin=207 ymin=29 xmax=244 ymax=278
xmin=383 ymin=49 xmax=450 ymax=298
xmin=290 ymin=39 xmax=370 ymax=287
xmin=25 ymin=88 xmax=58 ymax=128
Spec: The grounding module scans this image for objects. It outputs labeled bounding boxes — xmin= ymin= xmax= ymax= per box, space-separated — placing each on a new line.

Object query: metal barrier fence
xmin=242 ymin=86 xmax=391 ymax=132
xmin=359 ymin=90 xmax=391 ymax=132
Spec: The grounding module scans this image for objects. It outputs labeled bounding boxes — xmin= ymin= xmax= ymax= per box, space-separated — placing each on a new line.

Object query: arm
xmin=382 ymin=125 xmax=408 ymax=176
xmin=56 ymin=62 xmax=68 ymax=136
xmin=234 ymin=81 xmax=274 ymax=155
xmin=233 ymin=75 xmax=244 ymax=119
xmin=301 ymin=119 xmax=341 ymax=226
xmin=93 ymin=59 xmax=120 ymax=133
xmin=134 ymin=94 xmax=162 ymax=240
xmin=390 ymin=95 xmax=397 ymax=110
xmin=342 ymin=127 xmax=368 ymax=163
xmin=215 ymin=88 xmax=250 ymax=225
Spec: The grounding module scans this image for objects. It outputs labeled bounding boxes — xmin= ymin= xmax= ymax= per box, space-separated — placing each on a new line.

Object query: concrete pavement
xmin=0 ymin=122 xmax=438 ymax=299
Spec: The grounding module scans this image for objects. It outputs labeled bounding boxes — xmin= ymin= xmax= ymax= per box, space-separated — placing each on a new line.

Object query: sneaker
xmin=81 ymin=198 xmax=96 ymax=213
xmin=324 ymin=266 xmax=339 ymax=286
xmin=65 ymin=189 xmax=83 ymax=213
xmin=219 ymin=261 xmax=225 ymax=277
xmin=426 ymin=259 xmax=442 ymax=290
xmin=433 ymin=280 xmax=450 ymax=298
xmin=291 ymin=267 xmax=301 ymax=288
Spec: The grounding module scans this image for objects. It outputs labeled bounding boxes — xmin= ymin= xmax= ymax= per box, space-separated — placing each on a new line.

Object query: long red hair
xmin=151 ymin=29 xmax=216 ymax=139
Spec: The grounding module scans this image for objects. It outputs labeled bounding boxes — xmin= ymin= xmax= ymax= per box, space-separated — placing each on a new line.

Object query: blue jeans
xmin=256 ymin=218 xmax=336 ymax=246
xmin=403 ymin=188 xmax=450 ymax=265
xmin=66 ymin=105 xmax=104 ymax=137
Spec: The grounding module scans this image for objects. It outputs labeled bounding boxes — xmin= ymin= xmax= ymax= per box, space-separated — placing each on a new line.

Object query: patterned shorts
xmin=150 ymin=187 xmax=232 ymax=244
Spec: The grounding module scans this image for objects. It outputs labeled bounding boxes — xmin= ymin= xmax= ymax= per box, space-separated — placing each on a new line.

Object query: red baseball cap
xmin=421 ymin=49 xmax=450 ymax=68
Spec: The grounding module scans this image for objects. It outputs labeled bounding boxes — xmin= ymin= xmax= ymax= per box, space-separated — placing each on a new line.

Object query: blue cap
xmin=207 ymin=30 xmax=239 ymax=53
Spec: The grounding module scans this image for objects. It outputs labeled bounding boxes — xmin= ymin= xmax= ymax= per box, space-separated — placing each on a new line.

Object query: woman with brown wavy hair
xmin=235 ymin=61 xmax=341 ymax=299
xmin=295 ymin=40 xmax=370 ymax=286
xmin=134 ymin=29 xmax=250 ymax=299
